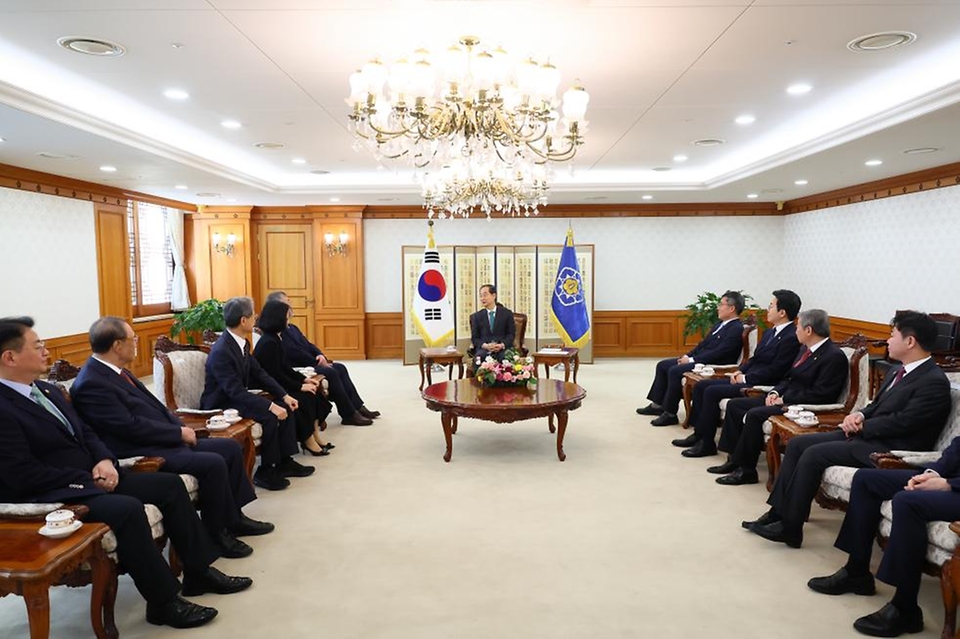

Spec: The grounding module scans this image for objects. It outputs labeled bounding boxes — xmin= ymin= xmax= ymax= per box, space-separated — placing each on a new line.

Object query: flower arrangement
xmin=475 ymin=349 xmax=537 ymax=388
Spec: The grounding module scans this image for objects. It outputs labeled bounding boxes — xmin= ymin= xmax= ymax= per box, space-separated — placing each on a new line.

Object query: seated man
xmin=637 ymin=290 xmax=745 ymax=426
xmin=673 ymin=289 xmax=802 ymax=457
xmin=0 ymin=316 xmax=252 ymax=630
xmin=709 ymin=309 xmax=848 ymax=485
xmin=266 ymin=291 xmax=379 ymax=427
xmin=71 ymin=317 xmax=274 ymax=560
xmin=807 ymin=442 xmax=960 ymax=637
xmin=469 ymin=284 xmax=516 ymax=363
xmin=200 ymin=297 xmax=313 ymax=491
xmin=745 ymin=310 xmax=952 ymax=548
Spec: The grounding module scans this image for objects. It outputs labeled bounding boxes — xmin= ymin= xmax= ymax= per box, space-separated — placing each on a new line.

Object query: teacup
xmin=446 ymin=345 xmax=457 ymax=352
xmin=798 ymin=410 xmax=816 ymax=420
xmin=693 ymin=363 xmax=704 ymax=372
xmin=45 ymin=509 xmax=76 ymax=530
xmin=207 ymin=415 xmax=229 ymax=427
xmin=700 ymin=366 xmax=715 ymax=377
xmin=222 ymin=408 xmax=239 ymax=419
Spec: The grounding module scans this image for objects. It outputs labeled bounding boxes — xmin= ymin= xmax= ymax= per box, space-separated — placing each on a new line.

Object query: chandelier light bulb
xmin=562 ymin=85 xmax=590 ymax=121
xmin=361 ymin=59 xmax=388 ymax=96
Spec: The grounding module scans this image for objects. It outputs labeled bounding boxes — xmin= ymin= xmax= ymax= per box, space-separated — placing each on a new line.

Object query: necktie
xmin=120 ymin=369 xmax=137 ymax=388
xmin=793 ymin=348 xmax=811 ymax=368
xmin=30 ymin=384 xmax=75 ymax=435
xmin=888 ymin=367 xmax=906 ymax=389
xmin=488 ymin=311 xmax=495 ymax=331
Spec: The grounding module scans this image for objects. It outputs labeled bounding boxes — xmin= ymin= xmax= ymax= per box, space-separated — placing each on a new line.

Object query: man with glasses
xmin=638 ymin=290 xmax=746 ymax=426
xmin=71 ymin=317 xmax=273 ymax=560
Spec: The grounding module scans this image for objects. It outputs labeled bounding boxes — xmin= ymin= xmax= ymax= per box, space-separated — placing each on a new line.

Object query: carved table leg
xmin=681 ymin=380 xmax=693 ymax=429
xmin=441 ymin=412 xmax=454 ymax=462
xmin=457 ymin=359 xmax=464 ymax=380
xmin=572 ymin=355 xmax=580 ymax=384
xmin=562 ymin=360 xmax=571 ymax=383
xmin=548 ymin=415 xmax=556 ymax=434
xmin=447 ymin=362 xmax=454 ymax=381
xmin=23 ymin=581 xmax=51 ymax=639
xmin=941 ymin=560 xmax=957 ymax=639
xmin=89 ymin=543 xmax=119 ymax=639
xmin=556 ymin=410 xmax=568 ymax=461
xmin=424 ymin=358 xmax=434 ymax=389
xmin=766 ymin=430 xmax=783 ymax=492
xmin=418 ymin=354 xmax=426 ymax=391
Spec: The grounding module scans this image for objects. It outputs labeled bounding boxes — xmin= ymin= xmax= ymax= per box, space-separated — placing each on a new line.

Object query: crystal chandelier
xmin=421 ymin=160 xmax=549 ymax=220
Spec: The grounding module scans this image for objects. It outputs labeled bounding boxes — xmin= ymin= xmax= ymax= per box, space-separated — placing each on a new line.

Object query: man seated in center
xmin=470 ymin=284 xmax=516 ymax=362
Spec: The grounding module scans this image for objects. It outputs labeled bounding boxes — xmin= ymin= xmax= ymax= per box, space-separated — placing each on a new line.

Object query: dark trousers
xmin=768 ymin=431 xmax=888 ymax=532
xmin=76 ymin=472 xmax=219 ymax=604
xmin=691 ymin=379 xmax=749 ymax=442
xmin=835 ymin=468 xmax=960 ymax=606
xmin=315 ymin=361 xmax=365 ymax=419
xmin=646 ymin=358 xmax=695 ymax=415
xmin=160 ymin=438 xmax=254 ymax=536
xmin=720 ymin=400 xmax=785 ymax=469
xmin=239 ymin=407 xmax=298 ymax=466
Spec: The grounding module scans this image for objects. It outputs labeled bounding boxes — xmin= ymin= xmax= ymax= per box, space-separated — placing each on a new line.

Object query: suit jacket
xmin=280 ymin=323 xmax=324 ymax=368
xmin=70 ymin=357 xmax=188 ymax=458
xmin=470 ymin=304 xmax=516 ymax=353
xmin=859 ymin=358 xmax=951 ymax=450
xmin=740 ymin=323 xmax=801 ymax=386
xmin=253 ymin=333 xmax=307 ymax=395
xmin=927 ymin=435 xmax=960 ymax=491
xmin=200 ymin=331 xmax=287 ymax=414
xmin=771 ymin=339 xmax=848 ymax=405
xmin=687 ymin=319 xmax=744 ymax=365
xmin=0 ymin=380 xmax=117 ymax=503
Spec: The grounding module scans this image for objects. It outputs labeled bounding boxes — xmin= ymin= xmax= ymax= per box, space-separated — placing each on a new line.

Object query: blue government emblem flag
xmin=549 ymin=228 xmax=590 ymax=347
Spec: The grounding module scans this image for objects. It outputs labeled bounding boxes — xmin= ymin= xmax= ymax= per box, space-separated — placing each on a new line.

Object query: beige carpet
xmin=0 ymin=359 xmax=946 ymax=638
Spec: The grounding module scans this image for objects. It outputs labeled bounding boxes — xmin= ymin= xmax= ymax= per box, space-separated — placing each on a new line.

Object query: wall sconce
xmin=324 ymin=231 xmax=349 ymax=257
xmin=212 ymin=232 xmax=237 ymax=257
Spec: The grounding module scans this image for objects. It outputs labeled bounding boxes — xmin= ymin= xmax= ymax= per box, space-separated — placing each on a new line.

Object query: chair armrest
xmin=704 ymin=364 xmax=739 ymax=371
xmin=870 ymin=453 xmax=917 ymax=470
xmin=949 ymin=521 xmax=960 ymax=537
xmin=129 ymin=457 xmax=166 ymax=473
xmin=794 ymin=403 xmax=845 ymax=412
xmin=0 ymin=503 xmax=89 ymax=522
xmin=742 ymin=387 xmax=768 ymax=398
xmin=193 ymin=427 xmax=210 ymax=439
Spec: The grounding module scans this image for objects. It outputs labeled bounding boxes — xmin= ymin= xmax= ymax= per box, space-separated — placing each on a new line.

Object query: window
xmin=128 ymin=201 xmax=180 ymax=317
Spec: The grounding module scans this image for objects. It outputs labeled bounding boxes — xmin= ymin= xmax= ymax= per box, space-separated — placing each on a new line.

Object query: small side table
xmin=680 ymin=369 xmax=733 ymax=428
xmin=180 ymin=414 xmax=257 ymax=480
xmin=419 ymin=348 xmax=465 ymax=391
xmin=532 ymin=348 xmax=580 ymax=383
xmin=765 ymin=413 xmax=844 ymax=490
xmin=0 ymin=521 xmax=117 ymax=639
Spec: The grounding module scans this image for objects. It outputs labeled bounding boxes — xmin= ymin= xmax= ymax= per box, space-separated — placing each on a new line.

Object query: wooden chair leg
xmin=942 ymin=558 xmax=958 ymax=639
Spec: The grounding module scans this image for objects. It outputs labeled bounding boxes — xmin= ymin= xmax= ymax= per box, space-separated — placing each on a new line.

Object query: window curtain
xmin=165 ymin=209 xmax=191 ymax=311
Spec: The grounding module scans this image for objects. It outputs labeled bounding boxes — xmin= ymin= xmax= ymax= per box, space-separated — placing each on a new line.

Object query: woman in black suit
xmin=255 ymin=300 xmax=334 ymax=456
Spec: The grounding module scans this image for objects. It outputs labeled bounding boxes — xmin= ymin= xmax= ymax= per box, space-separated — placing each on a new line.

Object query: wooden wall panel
xmin=94 ymin=203 xmax=132 ymax=320
xmin=130 ymin=318 xmax=176 ymax=378
xmin=366 ymin=313 xmax=404 ymax=359
xmin=45 ymin=333 xmax=92 ymax=369
xmin=317 ymin=319 xmax=364 ymax=360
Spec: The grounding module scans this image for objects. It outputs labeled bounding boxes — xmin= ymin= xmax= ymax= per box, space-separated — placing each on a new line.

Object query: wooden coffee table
xmin=0 ymin=520 xmax=117 ymax=639
xmin=418 ymin=348 xmax=465 ymax=391
xmin=765 ymin=412 xmax=844 ymax=490
xmin=680 ymin=369 xmax=734 ymax=427
xmin=422 ymin=379 xmax=586 ymax=462
xmin=531 ymin=347 xmax=580 ymax=383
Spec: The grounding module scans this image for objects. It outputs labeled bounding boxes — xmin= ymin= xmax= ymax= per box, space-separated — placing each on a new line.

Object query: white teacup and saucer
xmin=206 ymin=415 xmax=231 ymax=431
xmin=39 ymin=509 xmax=83 ymax=538
xmin=795 ymin=411 xmax=820 ymax=427
xmin=699 ymin=366 xmax=715 ymax=377
xmin=784 ymin=405 xmax=804 ymax=420
xmin=221 ymin=408 xmax=242 ymax=424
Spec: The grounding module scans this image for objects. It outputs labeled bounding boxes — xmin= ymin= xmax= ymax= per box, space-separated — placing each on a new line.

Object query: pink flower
xmin=502 ymin=372 xmax=514 ymax=382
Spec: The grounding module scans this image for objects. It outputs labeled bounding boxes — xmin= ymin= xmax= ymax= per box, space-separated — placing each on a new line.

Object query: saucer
xmin=224 ymin=416 xmax=242 ymax=424
xmin=206 ymin=422 xmax=231 ymax=431
xmin=795 ymin=419 xmax=820 ymax=427
xmin=38 ymin=519 xmax=83 ymax=539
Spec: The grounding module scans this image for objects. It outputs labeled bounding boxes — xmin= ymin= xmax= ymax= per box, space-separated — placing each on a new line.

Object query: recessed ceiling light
xmin=786 ymin=83 xmax=812 ymax=95
xmin=735 ymin=114 xmax=756 ymax=125
xmin=376 ymin=197 xmax=399 ymax=202
xmin=848 ymin=31 xmax=916 ymax=52
xmin=746 ymin=193 xmax=759 ymax=199
xmin=174 ymin=184 xmax=188 ymax=190
xmin=692 ymin=138 xmax=725 ymax=147
xmin=220 ymin=120 xmax=242 ymax=129
xmin=310 ymin=169 xmax=330 ymax=175
xmin=291 ymin=158 xmax=307 ymax=165
xmin=196 ymin=192 xmax=220 ymax=198
xmin=57 ymin=36 xmax=125 ymax=57
xmin=761 ymin=188 xmax=784 ymax=194
xmin=794 ymin=179 xmax=808 ymax=186
xmin=163 ymin=88 xmax=189 ymax=100
xmin=36 ymin=151 xmax=80 ymax=160
xmin=641 ymin=195 xmax=653 ymax=200
xmin=651 ymin=166 xmax=671 ymax=172
xmin=329 ymin=197 xmax=340 ymax=202
xmin=254 ymin=142 xmax=285 ymax=150
xmin=903 ymin=147 xmax=940 ymax=155
xmin=170 ymin=42 xmax=184 ymax=50
xmin=99 ymin=165 xmax=117 ymax=172
xmin=585 ymin=196 xmax=607 ymax=201
xmin=0 ymin=136 xmax=5 ymax=143
xmin=865 ymin=159 xmax=883 ymax=166
xmin=672 ymin=154 xmax=688 ymax=162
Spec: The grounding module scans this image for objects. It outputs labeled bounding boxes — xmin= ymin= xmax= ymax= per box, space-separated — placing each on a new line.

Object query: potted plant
xmin=171 ymin=299 xmax=225 ymax=345
xmin=683 ymin=291 xmax=766 ymax=339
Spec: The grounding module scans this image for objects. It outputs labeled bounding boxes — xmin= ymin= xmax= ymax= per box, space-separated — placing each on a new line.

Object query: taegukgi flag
xmin=412 ymin=223 xmax=454 ymax=346
xmin=549 ymin=228 xmax=590 ymax=347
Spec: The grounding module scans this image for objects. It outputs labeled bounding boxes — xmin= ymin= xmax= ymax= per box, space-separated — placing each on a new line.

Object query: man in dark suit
xmin=0 ymin=316 xmax=252 ymax=629
xmin=71 ymin=317 xmax=274 ymax=559
xmin=746 ymin=310 xmax=952 ymax=548
xmin=673 ymin=289 xmax=802 ymax=457
xmin=266 ymin=291 xmax=379 ymax=427
xmin=200 ymin=297 xmax=313 ymax=491
xmin=707 ymin=309 xmax=849 ymax=485
xmin=469 ymin=284 xmax=516 ymax=362
xmin=807 ymin=436 xmax=960 ymax=637
xmin=638 ymin=290 xmax=746 ymax=426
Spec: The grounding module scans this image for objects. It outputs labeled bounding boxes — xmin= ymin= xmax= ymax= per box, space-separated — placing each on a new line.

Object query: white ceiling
xmin=1 ymin=0 xmax=959 ymax=207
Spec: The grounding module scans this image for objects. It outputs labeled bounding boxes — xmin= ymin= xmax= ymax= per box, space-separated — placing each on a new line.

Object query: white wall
xmin=783 ymin=185 xmax=960 ymax=323
xmin=364 ymin=216 xmax=786 ymax=312
xmin=0 ymin=187 xmax=100 ymax=337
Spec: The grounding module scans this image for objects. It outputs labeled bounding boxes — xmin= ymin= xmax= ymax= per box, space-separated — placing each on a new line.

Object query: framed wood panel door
xmin=257 ymin=224 xmax=314 ymax=340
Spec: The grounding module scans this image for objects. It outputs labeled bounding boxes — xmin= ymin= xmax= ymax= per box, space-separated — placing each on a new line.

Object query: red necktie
xmin=120 ymin=369 xmax=137 ymax=387
xmin=793 ymin=348 xmax=811 ymax=368
xmin=888 ymin=367 xmax=906 ymax=389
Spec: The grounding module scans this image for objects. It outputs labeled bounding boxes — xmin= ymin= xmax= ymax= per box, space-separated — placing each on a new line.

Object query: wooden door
xmin=257 ymin=224 xmax=314 ymax=340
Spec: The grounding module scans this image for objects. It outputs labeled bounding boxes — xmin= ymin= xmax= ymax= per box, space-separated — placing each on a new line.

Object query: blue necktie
xmin=488 ymin=311 xmax=495 ymax=331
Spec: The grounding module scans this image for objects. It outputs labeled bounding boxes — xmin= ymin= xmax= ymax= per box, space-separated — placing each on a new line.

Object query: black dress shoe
xmin=216 ymin=530 xmax=253 ymax=558
xmin=342 ymin=410 xmax=373 ymax=426
xmin=279 ymin=456 xmax=316 ymax=478
xmin=322 ymin=443 xmax=336 ymax=451
xmin=749 ymin=520 xmax=803 ymax=548
xmin=636 ymin=403 xmax=662 ymax=416
xmin=672 ymin=434 xmax=699 ymax=448
xmin=808 ymin=567 xmax=876 ymax=596
xmin=146 ymin=595 xmax=218 ymax=628
xmin=682 ymin=440 xmax=718 ymax=457
xmin=853 ymin=603 xmax=923 ymax=637
xmin=253 ymin=467 xmax=290 ymax=491
xmin=234 ymin=513 xmax=274 ymax=537
xmin=181 ymin=567 xmax=254 ymax=597
xmin=650 ymin=412 xmax=679 ymax=427
xmin=358 ymin=405 xmax=380 ymax=419
xmin=716 ymin=468 xmax=759 ymax=485
xmin=707 ymin=459 xmax=738 ymax=474
xmin=741 ymin=509 xmax=781 ymax=530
